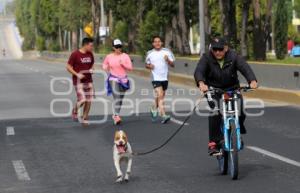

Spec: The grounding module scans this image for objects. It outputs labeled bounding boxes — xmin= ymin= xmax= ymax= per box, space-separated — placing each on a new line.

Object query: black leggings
xmin=208 ymin=94 xmax=246 ymax=143
xmin=110 ymin=81 xmax=126 ymax=115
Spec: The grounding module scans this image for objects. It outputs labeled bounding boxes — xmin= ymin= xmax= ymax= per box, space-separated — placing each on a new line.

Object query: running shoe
xmin=161 ymin=115 xmax=171 ymax=124
xmin=81 ymin=118 xmax=89 ymax=127
xmin=150 ymin=107 xmax=158 ymax=122
xmin=208 ymin=141 xmax=219 ymax=156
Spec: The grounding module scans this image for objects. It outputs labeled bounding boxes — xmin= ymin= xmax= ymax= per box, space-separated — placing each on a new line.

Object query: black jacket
xmin=194 ymin=49 xmax=257 ymax=89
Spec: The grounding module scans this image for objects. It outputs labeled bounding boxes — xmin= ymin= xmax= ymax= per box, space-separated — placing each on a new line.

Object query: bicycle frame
xmin=221 ymin=91 xmax=242 ymax=151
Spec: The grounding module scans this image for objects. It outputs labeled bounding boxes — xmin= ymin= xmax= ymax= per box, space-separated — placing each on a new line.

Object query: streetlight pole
xmin=3 ymin=0 xmax=7 ymax=16
xmin=100 ymin=0 xmax=105 ymax=27
xmin=199 ymin=0 xmax=206 ymax=56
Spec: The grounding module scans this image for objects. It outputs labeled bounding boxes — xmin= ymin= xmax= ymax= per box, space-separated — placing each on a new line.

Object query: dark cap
xmin=210 ymin=38 xmax=226 ymax=49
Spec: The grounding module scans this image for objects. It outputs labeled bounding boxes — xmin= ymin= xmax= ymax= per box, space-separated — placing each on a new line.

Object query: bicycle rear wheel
xmin=229 ymin=120 xmax=239 ymax=180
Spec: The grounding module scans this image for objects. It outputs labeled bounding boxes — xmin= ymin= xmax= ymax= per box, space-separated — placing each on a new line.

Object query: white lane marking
xmin=6 ymin=126 xmax=15 ymax=136
xmin=49 ymin=75 xmax=55 ymax=79
xmin=170 ymin=117 xmax=189 ymax=126
xmin=247 ymin=146 xmax=300 ymax=168
xmin=12 ymin=160 xmax=31 ymax=181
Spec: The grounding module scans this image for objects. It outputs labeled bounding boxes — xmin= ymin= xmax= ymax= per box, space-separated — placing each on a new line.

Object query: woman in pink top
xmin=102 ymin=39 xmax=133 ymax=125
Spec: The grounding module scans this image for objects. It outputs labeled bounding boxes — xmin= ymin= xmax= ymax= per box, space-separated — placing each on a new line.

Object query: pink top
xmin=102 ymin=53 xmax=133 ymax=78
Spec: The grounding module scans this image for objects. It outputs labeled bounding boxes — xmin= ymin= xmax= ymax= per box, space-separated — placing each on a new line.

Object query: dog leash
xmin=132 ymin=102 xmax=200 ymax=156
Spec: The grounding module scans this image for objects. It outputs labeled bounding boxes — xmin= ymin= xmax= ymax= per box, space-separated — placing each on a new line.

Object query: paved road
xmin=1 ymin=21 xmax=300 ymax=193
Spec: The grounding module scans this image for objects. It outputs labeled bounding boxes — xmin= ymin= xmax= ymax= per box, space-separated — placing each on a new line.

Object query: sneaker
xmin=81 ymin=117 xmax=89 ymax=127
xmin=72 ymin=108 xmax=78 ymax=121
xmin=161 ymin=115 xmax=171 ymax=124
xmin=150 ymin=107 xmax=158 ymax=122
xmin=112 ymin=115 xmax=122 ymax=125
xmin=208 ymin=142 xmax=219 ymax=156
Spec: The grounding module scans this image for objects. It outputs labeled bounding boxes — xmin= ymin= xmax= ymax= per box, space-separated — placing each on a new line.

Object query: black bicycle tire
xmin=229 ymin=120 xmax=239 ymax=180
xmin=217 ymin=150 xmax=228 ymax=175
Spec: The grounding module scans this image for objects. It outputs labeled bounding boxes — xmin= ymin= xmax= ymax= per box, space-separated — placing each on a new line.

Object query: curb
xmin=129 ymin=69 xmax=300 ymax=105
xmin=35 ymin=55 xmax=300 ymax=105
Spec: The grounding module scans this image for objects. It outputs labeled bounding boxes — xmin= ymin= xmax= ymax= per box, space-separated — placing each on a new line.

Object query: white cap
xmin=113 ymin=39 xmax=122 ymax=46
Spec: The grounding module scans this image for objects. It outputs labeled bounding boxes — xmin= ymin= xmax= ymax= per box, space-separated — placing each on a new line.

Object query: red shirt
xmin=68 ymin=50 xmax=94 ymax=85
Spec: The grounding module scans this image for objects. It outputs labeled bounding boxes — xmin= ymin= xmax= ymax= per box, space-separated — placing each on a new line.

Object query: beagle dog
xmin=113 ymin=130 xmax=133 ymax=183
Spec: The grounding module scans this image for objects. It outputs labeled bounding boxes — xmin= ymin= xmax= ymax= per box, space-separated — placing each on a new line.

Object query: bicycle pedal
xmin=212 ymin=152 xmax=223 ymax=156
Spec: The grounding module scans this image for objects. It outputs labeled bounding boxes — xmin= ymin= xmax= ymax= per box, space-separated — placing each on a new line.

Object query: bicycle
xmin=205 ymin=86 xmax=253 ymax=180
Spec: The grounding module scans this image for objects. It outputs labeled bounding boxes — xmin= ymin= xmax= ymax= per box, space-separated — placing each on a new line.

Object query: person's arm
xmin=194 ymin=55 xmax=209 ymax=92
xmin=102 ymin=55 xmax=110 ymax=72
xmin=66 ymin=53 xmax=85 ymax=79
xmin=89 ymin=54 xmax=95 ymax=73
xmin=236 ymin=55 xmax=258 ymax=88
xmin=164 ymin=49 xmax=175 ymax=67
xmin=121 ymin=54 xmax=133 ymax=71
xmin=145 ymin=51 xmax=154 ymax=70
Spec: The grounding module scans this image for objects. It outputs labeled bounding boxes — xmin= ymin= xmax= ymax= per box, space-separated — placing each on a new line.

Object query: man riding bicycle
xmin=194 ymin=37 xmax=258 ymax=156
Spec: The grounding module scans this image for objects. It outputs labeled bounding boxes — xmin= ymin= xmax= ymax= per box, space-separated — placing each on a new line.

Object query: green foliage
xmin=36 ymin=36 xmax=46 ymax=51
xmin=14 ymin=0 xmax=91 ymax=51
xmin=137 ymin=10 xmax=162 ymax=55
xmin=48 ymin=40 xmax=61 ymax=52
xmin=58 ymin=0 xmax=91 ymax=32
xmin=294 ymin=0 xmax=300 ymax=17
xmin=14 ymin=0 xmax=297 ymax=59
xmin=275 ymin=0 xmax=289 ymax=59
xmin=112 ymin=21 xmax=128 ymax=43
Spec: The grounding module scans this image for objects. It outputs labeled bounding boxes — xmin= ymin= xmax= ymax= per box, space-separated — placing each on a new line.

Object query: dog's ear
xmin=114 ymin=131 xmax=119 ymax=140
xmin=123 ymin=132 xmax=128 ymax=141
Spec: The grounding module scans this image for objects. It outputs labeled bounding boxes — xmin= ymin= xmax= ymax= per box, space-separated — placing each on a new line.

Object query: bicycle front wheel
xmin=229 ymin=120 xmax=239 ymax=180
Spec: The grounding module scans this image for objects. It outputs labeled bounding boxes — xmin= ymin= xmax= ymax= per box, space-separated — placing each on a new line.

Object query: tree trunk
xmin=71 ymin=30 xmax=78 ymax=50
xmin=204 ymin=0 xmax=211 ymax=51
xmin=128 ymin=0 xmax=145 ymax=52
xmin=264 ymin=0 xmax=273 ymax=51
xmin=91 ymin=0 xmax=100 ymax=48
xmin=252 ymin=0 xmax=266 ymax=60
xmin=219 ymin=0 xmax=237 ymax=48
xmin=177 ymin=0 xmax=191 ymax=55
xmin=172 ymin=15 xmax=182 ymax=54
xmin=164 ymin=25 xmax=173 ymax=49
xmin=58 ymin=26 xmax=63 ymax=50
xmin=240 ymin=0 xmax=251 ymax=58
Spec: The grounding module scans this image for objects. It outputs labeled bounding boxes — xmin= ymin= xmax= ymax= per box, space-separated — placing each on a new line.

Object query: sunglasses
xmin=212 ymin=48 xmax=224 ymax=52
xmin=114 ymin=45 xmax=122 ymax=49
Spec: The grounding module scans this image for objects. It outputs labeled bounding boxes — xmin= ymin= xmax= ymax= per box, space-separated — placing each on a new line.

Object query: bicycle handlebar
xmin=205 ymin=86 xmax=255 ymax=94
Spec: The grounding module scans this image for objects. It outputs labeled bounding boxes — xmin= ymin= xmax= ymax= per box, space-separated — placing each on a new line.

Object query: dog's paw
xmin=115 ymin=176 xmax=123 ymax=183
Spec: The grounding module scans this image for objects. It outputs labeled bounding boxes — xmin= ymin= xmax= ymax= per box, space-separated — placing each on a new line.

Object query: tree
xmin=240 ymin=0 xmax=251 ymax=58
xmin=177 ymin=0 xmax=191 ymax=54
xmin=137 ymin=10 xmax=161 ymax=55
xmin=15 ymin=0 xmax=35 ymax=50
xmin=251 ymin=0 xmax=272 ymax=60
xmin=106 ymin=0 xmax=148 ymax=52
xmin=274 ymin=0 xmax=288 ymax=59
xmin=91 ymin=0 xmax=100 ymax=48
xmin=58 ymin=0 xmax=91 ymax=50
xmin=219 ymin=0 xmax=237 ymax=48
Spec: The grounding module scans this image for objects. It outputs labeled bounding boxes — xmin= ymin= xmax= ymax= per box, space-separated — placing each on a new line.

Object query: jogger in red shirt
xmin=66 ymin=38 xmax=95 ymax=126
